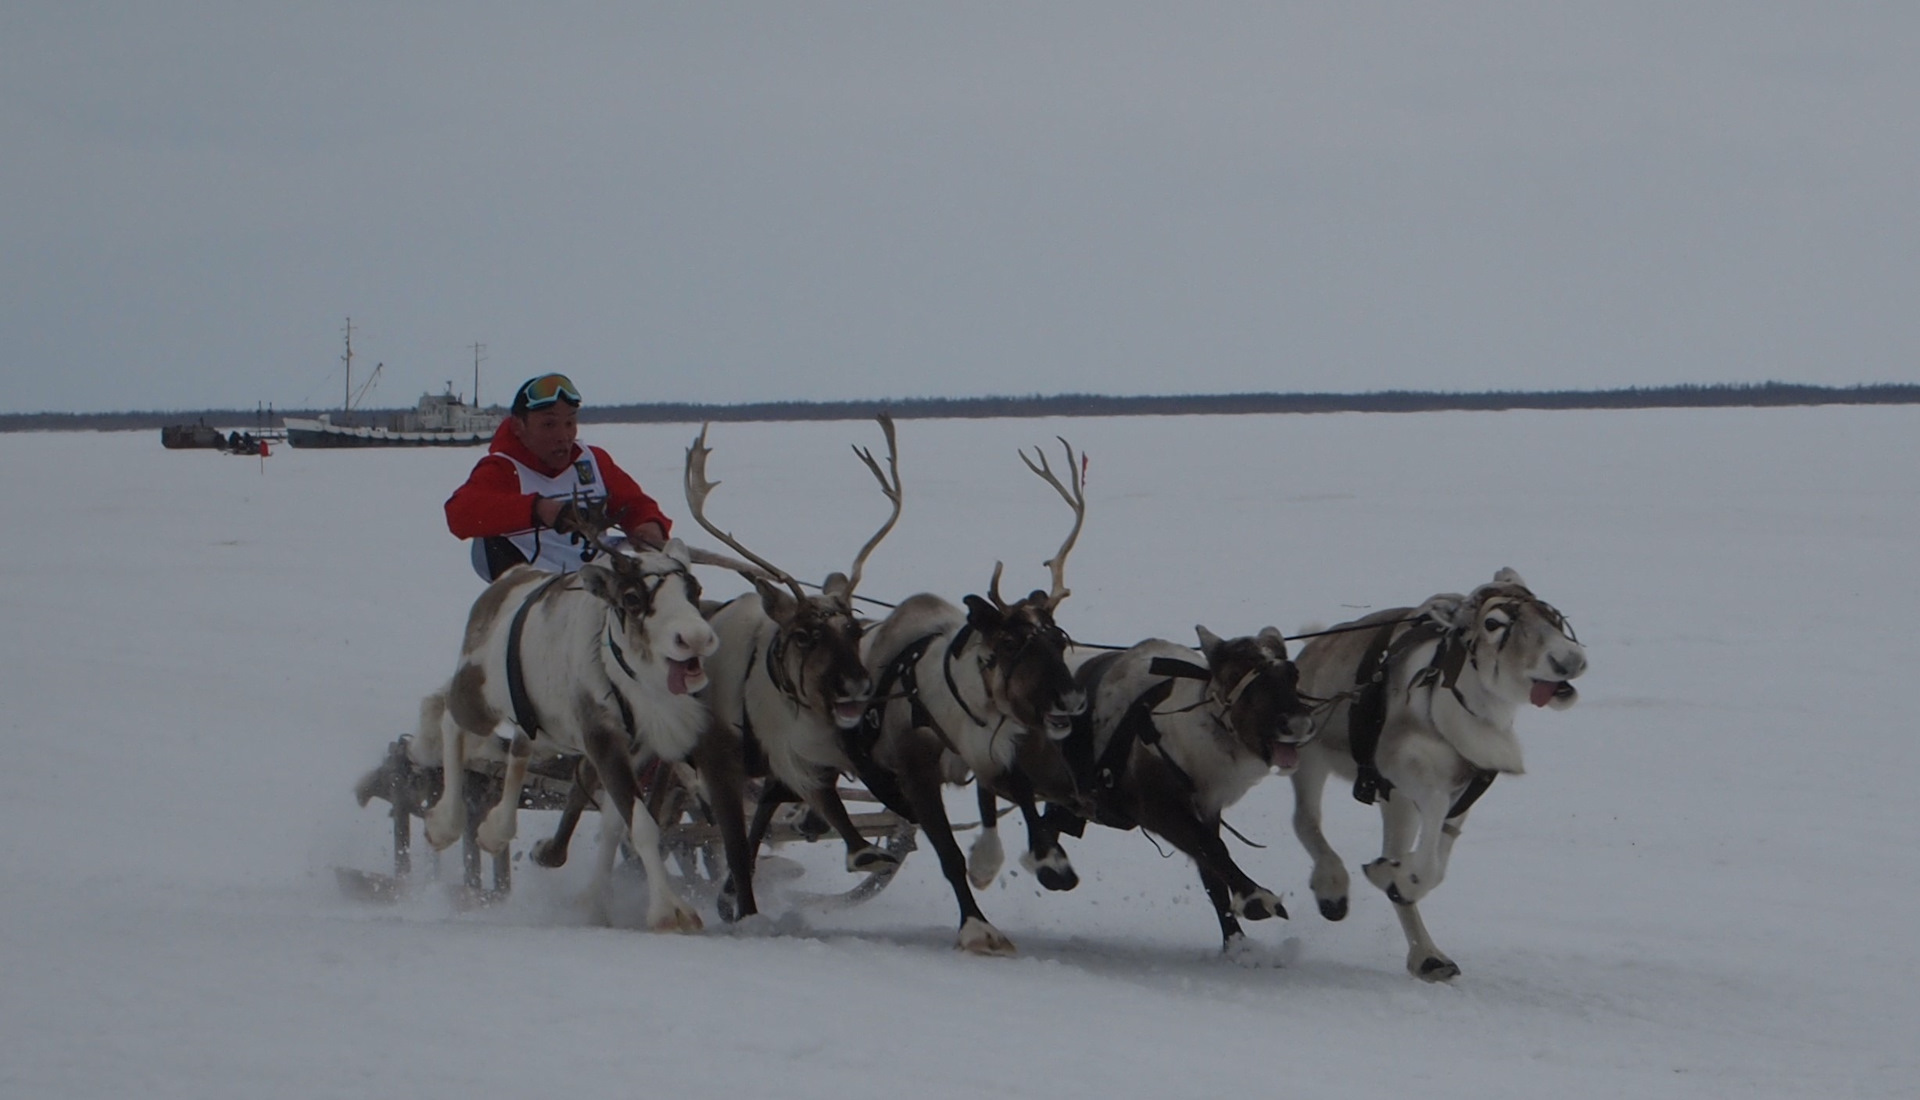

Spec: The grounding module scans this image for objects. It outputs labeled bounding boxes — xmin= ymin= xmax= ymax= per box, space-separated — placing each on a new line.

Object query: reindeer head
xmin=752 ymin=571 xmax=873 ymax=730
xmin=577 ymin=539 xmax=717 ymax=697
xmin=1448 ymin=567 xmax=1587 ymax=710
xmin=1196 ymin=625 xmax=1315 ymax=773
xmin=962 ymin=590 xmax=1085 ymax=740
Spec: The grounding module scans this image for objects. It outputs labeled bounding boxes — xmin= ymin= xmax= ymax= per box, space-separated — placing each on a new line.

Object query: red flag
xmin=258 ymin=439 xmax=270 ymax=458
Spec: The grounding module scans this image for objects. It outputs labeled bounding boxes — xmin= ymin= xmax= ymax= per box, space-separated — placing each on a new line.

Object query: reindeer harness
xmin=1347 ymin=614 xmax=1495 ymax=819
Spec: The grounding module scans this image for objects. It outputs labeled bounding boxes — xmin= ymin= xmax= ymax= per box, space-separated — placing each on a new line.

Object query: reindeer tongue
xmin=1530 ymin=680 xmax=1562 ymax=707
xmin=1269 ymin=743 xmax=1300 ymax=773
xmin=668 ymin=658 xmax=693 ymax=696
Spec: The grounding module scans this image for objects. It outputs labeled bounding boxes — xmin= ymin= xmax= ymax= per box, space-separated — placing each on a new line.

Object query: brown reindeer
xmin=856 ymin=438 xmax=1092 ymax=955
xmin=682 ymin=416 xmax=905 ymax=920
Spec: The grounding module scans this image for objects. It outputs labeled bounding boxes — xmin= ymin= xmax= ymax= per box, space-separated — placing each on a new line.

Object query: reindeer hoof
xmin=957 ymin=917 xmax=1016 ymax=957
xmin=423 ymin=813 xmax=463 ymax=852
xmin=1318 ymin=896 xmax=1349 ymax=922
xmin=1236 ymin=890 xmax=1287 ymax=921
xmin=1021 ymin=847 xmax=1079 ymax=892
xmin=847 ymin=846 xmax=900 ymax=873
xmin=717 ymin=881 xmax=741 ymax=924
xmin=1037 ymin=865 xmax=1079 ymax=892
xmin=649 ymin=902 xmax=704 ymax=934
xmin=1415 ymin=955 xmax=1461 ymax=982
xmin=968 ymin=830 xmax=1005 ymax=889
xmin=529 ymin=839 xmax=568 ymax=869
xmin=352 ymin=768 xmax=386 ymax=807
xmin=475 ymin=819 xmax=514 ymax=855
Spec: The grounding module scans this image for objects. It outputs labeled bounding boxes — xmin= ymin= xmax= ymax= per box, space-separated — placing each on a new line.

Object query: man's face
xmin=512 ymin=404 xmax=579 ymax=471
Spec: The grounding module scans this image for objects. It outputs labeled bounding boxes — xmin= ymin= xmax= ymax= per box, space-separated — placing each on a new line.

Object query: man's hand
xmin=626 ymin=520 xmax=667 ymax=548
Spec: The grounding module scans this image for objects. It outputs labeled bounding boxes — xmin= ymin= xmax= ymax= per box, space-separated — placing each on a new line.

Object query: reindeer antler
xmin=1018 ymin=437 xmax=1086 ymax=610
xmin=845 ymin=413 xmax=902 ymax=598
xmin=683 ymin=424 xmax=808 ymax=602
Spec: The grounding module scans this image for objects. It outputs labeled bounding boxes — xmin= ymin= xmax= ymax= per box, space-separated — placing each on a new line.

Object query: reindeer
xmin=680 ymin=415 xmax=906 ymax=918
xmin=1056 ymin=625 xmax=1317 ymax=955
xmin=1288 ymin=568 xmax=1587 ymax=980
xmin=413 ymin=534 xmax=727 ymax=933
xmin=858 ymin=439 xmax=1091 ymax=956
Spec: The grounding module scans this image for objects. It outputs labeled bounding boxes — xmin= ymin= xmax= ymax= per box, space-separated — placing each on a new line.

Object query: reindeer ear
xmin=820 ymin=572 xmax=852 ymax=606
xmin=1195 ymin=625 xmax=1224 ymax=657
xmin=1256 ymin=625 xmax=1289 ymax=657
xmin=662 ymin=538 xmax=693 ymax=567
xmin=963 ymin=594 xmax=1005 ymax=632
xmin=751 ymin=574 xmax=797 ymax=621
xmin=577 ymin=563 xmax=619 ymax=604
xmin=1493 ymin=566 xmax=1526 ymax=588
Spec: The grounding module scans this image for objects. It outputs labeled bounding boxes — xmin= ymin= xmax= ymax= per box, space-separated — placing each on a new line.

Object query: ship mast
xmin=470 ymin=341 xmax=486 ymax=406
xmin=342 ymin=317 xmax=355 ymax=414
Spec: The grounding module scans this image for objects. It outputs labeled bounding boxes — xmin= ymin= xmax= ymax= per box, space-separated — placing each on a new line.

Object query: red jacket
xmin=444 ymin=419 xmax=673 ymax=540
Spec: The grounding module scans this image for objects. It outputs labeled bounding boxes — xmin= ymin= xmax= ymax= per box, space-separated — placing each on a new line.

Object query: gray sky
xmin=4 ymin=3 xmax=1916 ymax=415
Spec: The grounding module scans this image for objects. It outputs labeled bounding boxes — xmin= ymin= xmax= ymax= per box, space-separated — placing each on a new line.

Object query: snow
xmin=3 ymin=407 xmax=1915 ymax=1098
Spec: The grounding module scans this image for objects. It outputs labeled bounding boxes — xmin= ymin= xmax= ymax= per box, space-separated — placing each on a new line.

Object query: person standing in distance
xmin=445 ymin=373 xmax=672 ymax=581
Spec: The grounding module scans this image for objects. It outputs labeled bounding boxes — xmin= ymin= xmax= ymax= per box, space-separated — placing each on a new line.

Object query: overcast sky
xmin=4 ymin=3 xmax=1916 ymax=414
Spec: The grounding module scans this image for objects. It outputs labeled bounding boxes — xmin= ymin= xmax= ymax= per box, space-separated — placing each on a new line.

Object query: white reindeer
xmin=416 ymin=538 xmax=720 ymax=932
xmin=681 ymin=416 xmax=906 ymax=917
xmin=1289 ymin=568 xmax=1587 ymax=979
xmin=860 ymin=439 xmax=1091 ymax=956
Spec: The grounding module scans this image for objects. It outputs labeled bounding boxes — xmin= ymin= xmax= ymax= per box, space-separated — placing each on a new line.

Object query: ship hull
xmin=283 ymin=418 xmax=491 ymax=449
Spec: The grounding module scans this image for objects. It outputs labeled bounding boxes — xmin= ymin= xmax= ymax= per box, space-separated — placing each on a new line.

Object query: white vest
xmin=469 ymin=449 xmax=616 ymax=578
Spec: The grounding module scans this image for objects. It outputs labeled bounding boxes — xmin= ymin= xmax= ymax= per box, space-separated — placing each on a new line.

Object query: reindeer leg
xmin=423 ymin=712 xmax=470 ymax=851
xmin=1362 ymin=786 xmax=1448 ymax=906
xmin=531 ymin=759 xmax=598 ymax=869
xmin=1361 ymin=788 xmax=1459 ymax=980
xmin=1289 ymin=749 xmax=1350 ymax=921
xmin=799 ymin=776 xmax=898 ymax=874
xmin=1197 ymin=866 xmax=1247 ymax=950
xmin=995 ymin=772 xmax=1077 ymax=891
xmin=899 ymin=733 xmax=1013 ymax=956
xmin=476 ymin=730 xmax=532 ymax=854
xmin=585 ymin=730 xmax=701 ymax=933
xmin=968 ymin=785 xmax=1005 ymax=888
xmin=1132 ymin=759 xmax=1284 ymax=924
xmin=745 ymin=778 xmax=792 ymax=863
xmin=690 ymin=725 xmax=757 ymax=924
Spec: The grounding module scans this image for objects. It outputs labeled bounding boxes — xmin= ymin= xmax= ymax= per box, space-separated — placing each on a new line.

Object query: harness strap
xmin=1348 ymin=616 xmax=1451 ymax=805
xmin=1095 ymin=677 xmax=1178 ymax=795
xmin=846 ymin=632 xmax=943 ymax=822
xmin=1447 ymin=770 xmax=1497 ymax=819
xmin=942 ymin=623 xmax=984 ymax=727
xmin=506 ymin=574 xmax=569 ymax=739
xmin=1348 ymin=614 xmax=1493 ymax=816
xmin=735 ymin=642 xmax=769 ymax=778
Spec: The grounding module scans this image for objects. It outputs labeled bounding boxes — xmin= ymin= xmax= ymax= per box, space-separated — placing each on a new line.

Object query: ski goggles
xmin=515 ymin=373 xmax=581 ymax=411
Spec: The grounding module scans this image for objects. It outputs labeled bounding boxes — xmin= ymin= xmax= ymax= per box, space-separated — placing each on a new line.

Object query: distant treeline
xmin=7 ymin=381 xmax=1920 ymax=433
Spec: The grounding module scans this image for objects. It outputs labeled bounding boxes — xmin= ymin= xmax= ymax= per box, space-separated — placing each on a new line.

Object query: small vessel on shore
xmin=160 ymin=420 xmax=226 ymax=449
xmin=283 ymin=319 xmax=503 ymax=448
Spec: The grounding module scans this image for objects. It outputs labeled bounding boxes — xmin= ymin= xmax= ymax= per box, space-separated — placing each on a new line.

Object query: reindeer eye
xmin=1483 ymin=616 xmax=1507 ymax=632
xmin=791 ymin=630 xmax=815 ymax=648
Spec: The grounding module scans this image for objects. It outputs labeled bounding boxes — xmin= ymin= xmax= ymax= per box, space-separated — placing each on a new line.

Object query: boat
xmin=284 ymin=388 xmax=504 ymax=448
xmin=161 ymin=420 xmax=226 ymax=449
xmin=283 ymin=320 xmax=505 ymax=448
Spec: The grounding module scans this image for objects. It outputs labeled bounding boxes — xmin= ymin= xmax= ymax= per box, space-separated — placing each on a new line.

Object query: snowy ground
xmin=2 ymin=407 xmax=1915 ymax=1099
